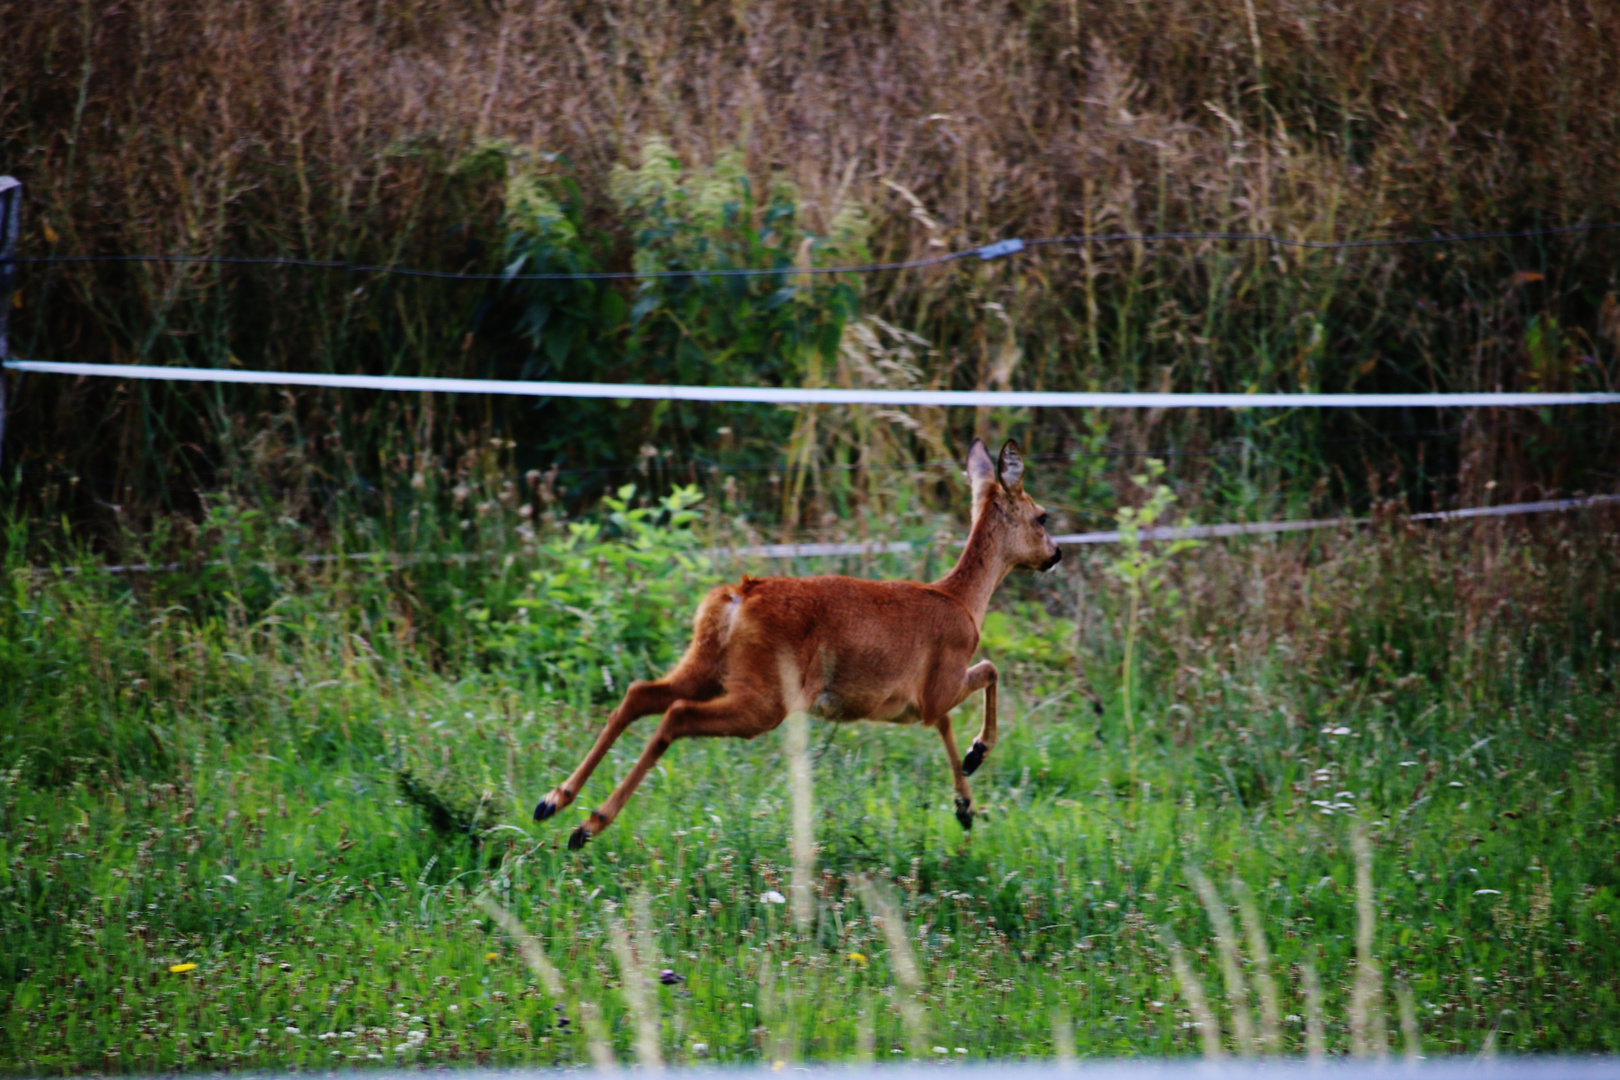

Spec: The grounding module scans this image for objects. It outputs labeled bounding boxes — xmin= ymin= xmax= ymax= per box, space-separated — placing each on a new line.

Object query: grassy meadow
xmin=2 ymin=487 xmax=1617 ymax=1073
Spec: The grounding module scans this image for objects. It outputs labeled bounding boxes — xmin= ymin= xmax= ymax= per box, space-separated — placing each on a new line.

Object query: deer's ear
xmin=966 ymin=438 xmax=996 ymax=493
xmin=997 ymin=440 xmax=1025 ymax=494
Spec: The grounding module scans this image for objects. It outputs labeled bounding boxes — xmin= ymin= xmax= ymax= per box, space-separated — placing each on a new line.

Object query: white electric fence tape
xmin=7 ymin=359 xmax=1620 ymax=408
xmin=8 ymin=358 xmax=1615 ymax=574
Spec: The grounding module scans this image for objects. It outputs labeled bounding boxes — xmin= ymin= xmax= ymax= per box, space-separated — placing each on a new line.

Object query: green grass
xmin=2 ymin=508 xmax=1618 ymax=1073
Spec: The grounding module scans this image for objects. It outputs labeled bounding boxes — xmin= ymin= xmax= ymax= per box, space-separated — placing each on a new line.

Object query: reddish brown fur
xmin=533 ymin=438 xmax=1061 ymax=848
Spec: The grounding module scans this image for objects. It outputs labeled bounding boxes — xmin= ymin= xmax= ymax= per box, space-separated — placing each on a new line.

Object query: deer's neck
xmin=933 ymin=507 xmax=1009 ymax=629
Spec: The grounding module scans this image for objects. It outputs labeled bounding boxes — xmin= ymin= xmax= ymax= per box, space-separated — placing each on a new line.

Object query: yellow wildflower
xmin=845 ymin=952 xmax=868 ymax=968
xmin=169 ymin=963 xmax=198 ymax=974
xmin=484 ymin=952 xmax=499 ymax=961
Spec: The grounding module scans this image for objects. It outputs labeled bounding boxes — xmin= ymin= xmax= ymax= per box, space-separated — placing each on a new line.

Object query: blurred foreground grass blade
xmin=1398 ymin=981 xmax=1422 ymax=1063
xmin=1051 ymin=1010 xmax=1076 ymax=1065
xmin=1163 ymin=930 xmax=1222 ymax=1060
xmin=607 ymin=900 xmax=662 ymax=1071
xmin=855 ymin=874 xmax=928 ymax=1058
xmin=477 ymin=894 xmax=615 ymax=1071
xmin=1301 ymin=961 xmax=1327 ymax=1062
xmin=786 ymin=710 xmax=815 ymax=931
xmin=1349 ymin=822 xmax=1386 ymax=1059
xmin=1232 ymin=875 xmax=1283 ymax=1055
xmin=1187 ymin=866 xmax=1256 ymax=1055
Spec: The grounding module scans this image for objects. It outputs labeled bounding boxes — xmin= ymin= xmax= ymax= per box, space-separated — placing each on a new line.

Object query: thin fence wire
xmin=10 ymin=422 xmax=1510 ymax=496
xmin=14 ymin=419 xmax=1615 ymax=520
xmin=4 ymin=222 xmax=1619 ymax=281
xmin=34 ymin=492 xmax=1619 ymax=577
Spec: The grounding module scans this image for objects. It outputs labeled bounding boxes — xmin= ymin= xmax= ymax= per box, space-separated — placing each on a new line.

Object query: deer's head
xmin=966 ymin=438 xmax=1062 ymax=571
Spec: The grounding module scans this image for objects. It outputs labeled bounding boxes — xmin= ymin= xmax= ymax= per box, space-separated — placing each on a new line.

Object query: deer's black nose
xmin=1041 ymin=547 xmax=1063 ymax=571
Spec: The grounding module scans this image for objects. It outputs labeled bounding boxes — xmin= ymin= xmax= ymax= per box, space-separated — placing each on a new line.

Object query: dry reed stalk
xmin=1231 ymin=876 xmax=1283 ymax=1055
xmin=760 ymin=953 xmax=800 ymax=1064
xmin=605 ymin=900 xmax=663 ymax=1071
xmin=475 ymin=894 xmax=615 ymax=1071
xmin=1300 ymin=960 xmax=1326 ymax=1061
xmin=1187 ymin=867 xmax=1256 ymax=1055
xmin=1050 ymin=1010 xmax=1076 ymax=1065
xmin=791 ymin=317 xmax=949 ymax=524
xmin=784 ymin=709 xmax=815 ymax=931
xmin=854 ymin=1005 xmax=875 ymax=1065
xmin=1349 ymin=821 xmax=1385 ymax=1059
xmin=854 ymin=875 xmax=928 ymax=1057
xmin=1397 ymin=981 xmax=1421 ymax=1064
xmin=756 ymin=954 xmax=790 ymax=1063
xmin=1165 ymin=934 xmax=1222 ymax=1059
xmin=577 ymin=1002 xmax=617 ymax=1073
xmin=1373 ymin=988 xmax=1390 ymax=1059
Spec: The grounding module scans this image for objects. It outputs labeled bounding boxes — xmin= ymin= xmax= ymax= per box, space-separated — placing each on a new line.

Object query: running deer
xmin=533 ymin=438 xmax=1061 ymax=849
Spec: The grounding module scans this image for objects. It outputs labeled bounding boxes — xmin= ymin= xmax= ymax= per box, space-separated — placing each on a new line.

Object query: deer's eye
xmin=1036 ymin=513 xmax=1049 ymax=528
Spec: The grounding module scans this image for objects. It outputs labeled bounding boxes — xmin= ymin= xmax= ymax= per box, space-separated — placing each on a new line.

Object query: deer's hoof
xmin=534 ymin=787 xmax=574 ymax=822
xmin=962 ymin=741 xmax=987 ymax=776
xmin=567 ymin=825 xmax=592 ymax=851
xmin=954 ymin=796 xmax=974 ymax=831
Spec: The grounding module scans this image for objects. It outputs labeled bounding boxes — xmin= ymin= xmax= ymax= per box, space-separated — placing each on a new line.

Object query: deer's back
xmin=692 ymin=575 xmax=979 ymax=723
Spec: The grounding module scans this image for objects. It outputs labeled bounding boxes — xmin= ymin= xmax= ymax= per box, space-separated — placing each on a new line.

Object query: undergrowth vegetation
xmin=1 ymin=487 xmax=1616 ymax=1072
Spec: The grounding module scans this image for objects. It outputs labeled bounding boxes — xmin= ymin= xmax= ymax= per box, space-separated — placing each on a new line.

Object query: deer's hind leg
xmin=533 ymin=667 xmax=717 ymax=822
xmin=569 ymin=689 xmax=785 ymax=849
xmin=535 ymin=587 xmax=740 ymax=823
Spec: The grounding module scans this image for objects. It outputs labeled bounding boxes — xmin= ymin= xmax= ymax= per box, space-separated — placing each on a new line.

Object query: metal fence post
xmin=0 ymin=176 xmax=19 ymax=473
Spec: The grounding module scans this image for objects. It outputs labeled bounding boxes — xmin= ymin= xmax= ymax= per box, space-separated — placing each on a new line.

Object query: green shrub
xmin=500 ymin=137 xmax=869 ymax=470
xmin=474 ymin=483 xmax=713 ymax=701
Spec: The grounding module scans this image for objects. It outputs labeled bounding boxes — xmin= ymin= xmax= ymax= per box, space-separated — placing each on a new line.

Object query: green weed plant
xmin=476 ymin=483 xmax=708 ymax=702
xmin=1107 ymin=460 xmax=1198 ymax=802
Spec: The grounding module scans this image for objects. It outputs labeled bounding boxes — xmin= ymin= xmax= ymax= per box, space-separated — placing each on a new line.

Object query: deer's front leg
xmin=934 ymin=713 xmax=976 ymax=830
xmin=958 ymin=660 xmax=998 ymax=776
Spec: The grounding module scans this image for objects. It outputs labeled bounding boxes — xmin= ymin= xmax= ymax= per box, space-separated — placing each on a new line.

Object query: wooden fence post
xmin=0 ymin=177 xmax=21 ymax=473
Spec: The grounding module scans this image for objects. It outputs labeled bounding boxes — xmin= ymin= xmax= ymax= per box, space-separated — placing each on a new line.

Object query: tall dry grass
xmin=4 ymin=0 xmax=1620 ymax=533
xmin=13 ymin=0 xmax=1620 ymax=258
